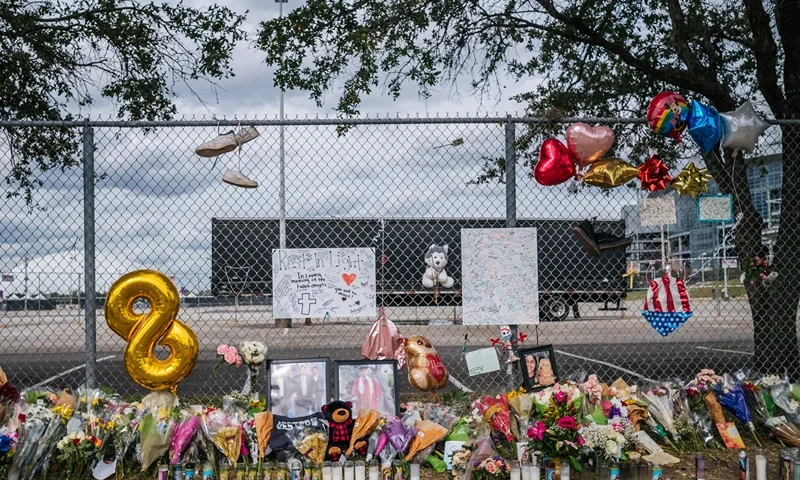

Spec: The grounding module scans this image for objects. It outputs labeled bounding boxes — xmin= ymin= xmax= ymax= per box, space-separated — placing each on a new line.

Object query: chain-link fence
xmin=0 ymin=116 xmax=797 ymax=399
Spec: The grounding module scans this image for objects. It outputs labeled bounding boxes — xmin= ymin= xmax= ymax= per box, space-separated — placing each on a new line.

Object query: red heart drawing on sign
xmin=342 ymin=273 xmax=357 ymax=286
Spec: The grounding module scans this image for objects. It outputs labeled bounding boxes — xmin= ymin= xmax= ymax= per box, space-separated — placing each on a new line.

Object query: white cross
xmin=297 ymin=293 xmax=316 ymax=315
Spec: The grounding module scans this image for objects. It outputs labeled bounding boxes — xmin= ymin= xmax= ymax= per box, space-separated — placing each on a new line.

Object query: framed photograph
xmin=519 ymin=345 xmax=559 ymax=391
xmin=335 ymin=360 xmax=399 ymax=418
xmin=267 ymin=358 xmax=329 ymax=417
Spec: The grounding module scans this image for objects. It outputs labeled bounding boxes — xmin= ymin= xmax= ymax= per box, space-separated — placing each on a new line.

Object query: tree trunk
xmin=756 ymin=123 xmax=800 ymax=379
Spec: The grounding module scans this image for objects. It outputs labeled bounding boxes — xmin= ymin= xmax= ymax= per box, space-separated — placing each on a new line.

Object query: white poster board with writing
xmin=462 ymin=228 xmax=539 ymax=325
xmin=465 ymin=348 xmax=502 ymax=376
xmin=272 ymin=248 xmax=376 ymax=318
xmin=639 ymin=197 xmax=677 ymax=226
xmin=698 ymin=194 xmax=734 ymax=222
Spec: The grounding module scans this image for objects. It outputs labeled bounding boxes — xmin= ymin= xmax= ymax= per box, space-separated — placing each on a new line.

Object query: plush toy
xmin=490 ymin=325 xmax=528 ymax=363
xmin=422 ymin=245 xmax=455 ymax=289
xmin=404 ymin=335 xmax=449 ymax=391
xmin=322 ymin=400 xmax=365 ymax=461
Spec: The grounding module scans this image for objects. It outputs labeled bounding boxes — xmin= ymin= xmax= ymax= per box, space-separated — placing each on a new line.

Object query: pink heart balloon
xmin=566 ymin=122 xmax=615 ymax=168
xmin=534 ymin=138 xmax=576 ymax=186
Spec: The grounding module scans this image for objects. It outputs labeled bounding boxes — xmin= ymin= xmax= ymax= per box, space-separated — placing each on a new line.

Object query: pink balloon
xmin=566 ymin=123 xmax=615 ymax=168
xmin=534 ymin=138 xmax=576 ymax=186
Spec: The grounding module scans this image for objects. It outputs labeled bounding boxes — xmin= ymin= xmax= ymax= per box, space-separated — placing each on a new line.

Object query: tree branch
xmin=741 ymin=0 xmax=785 ymax=117
xmin=665 ymin=0 xmax=706 ymax=75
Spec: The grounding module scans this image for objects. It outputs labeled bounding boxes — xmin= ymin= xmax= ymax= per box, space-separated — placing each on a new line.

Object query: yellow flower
xmin=106 ymin=421 xmax=116 ymax=430
xmin=92 ymin=398 xmax=100 ymax=407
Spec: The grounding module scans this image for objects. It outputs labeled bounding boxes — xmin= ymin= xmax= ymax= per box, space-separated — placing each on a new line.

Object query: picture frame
xmin=334 ymin=360 xmax=400 ymax=418
xmin=519 ymin=345 xmax=559 ymax=391
xmin=267 ymin=358 xmax=330 ymax=416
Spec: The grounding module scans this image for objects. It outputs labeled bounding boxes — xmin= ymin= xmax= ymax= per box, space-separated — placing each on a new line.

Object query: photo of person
xmin=267 ymin=358 xmax=329 ymax=416
xmin=519 ymin=345 xmax=558 ymax=391
xmin=335 ymin=360 xmax=399 ymax=418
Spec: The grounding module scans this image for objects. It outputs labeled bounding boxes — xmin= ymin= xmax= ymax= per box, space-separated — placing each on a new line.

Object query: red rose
xmin=73 ymin=438 xmax=80 ymax=445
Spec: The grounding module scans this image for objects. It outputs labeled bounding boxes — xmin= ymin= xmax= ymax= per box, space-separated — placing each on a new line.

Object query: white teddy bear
xmin=422 ymin=244 xmax=455 ymax=289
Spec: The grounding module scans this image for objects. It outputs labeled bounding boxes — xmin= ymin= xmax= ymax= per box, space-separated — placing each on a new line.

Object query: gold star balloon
xmin=671 ymin=162 xmax=712 ymax=198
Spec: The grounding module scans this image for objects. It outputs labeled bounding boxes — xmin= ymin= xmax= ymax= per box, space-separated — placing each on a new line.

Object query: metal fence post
xmin=83 ymin=122 xmax=97 ymax=389
xmin=505 ymin=116 xmax=519 ymax=391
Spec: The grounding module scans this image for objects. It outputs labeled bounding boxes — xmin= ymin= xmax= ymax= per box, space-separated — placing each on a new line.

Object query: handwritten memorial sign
xmin=698 ymin=194 xmax=734 ymax=222
xmin=462 ymin=228 xmax=539 ymax=325
xmin=639 ymin=196 xmax=677 ymax=226
xmin=465 ymin=348 xmax=501 ymax=376
xmin=272 ymin=248 xmax=376 ymax=319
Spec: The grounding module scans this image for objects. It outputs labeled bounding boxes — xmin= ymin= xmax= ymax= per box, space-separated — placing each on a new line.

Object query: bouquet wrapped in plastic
xmin=472 ymin=396 xmax=513 ymax=442
xmin=0 ymin=367 xmax=19 ymax=425
xmin=8 ymin=398 xmax=55 ymax=480
xmin=347 ymin=409 xmax=379 ymax=456
xmin=423 ymin=403 xmax=460 ymax=432
xmin=28 ymin=390 xmax=77 ymax=480
xmin=642 ymin=384 xmax=679 ymax=441
xmin=286 ymin=416 xmax=329 ymax=464
xmin=138 ymin=408 xmax=175 ymax=471
xmin=712 ymin=375 xmax=761 ymax=446
xmin=405 ymin=420 xmax=447 ymax=461
xmin=203 ymin=409 xmax=242 ymax=467
xmin=387 ymin=416 xmax=418 ymax=457
xmin=767 ymin=376 xmax=800 ymax=425
xmin=171 ymin=412 xmax=201 ymax=465
xmin=506 ymin=390 xmax=533 ymax=441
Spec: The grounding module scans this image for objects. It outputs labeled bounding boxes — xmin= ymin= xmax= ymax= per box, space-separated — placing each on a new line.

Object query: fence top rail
xmin=0 ymin=116 xmax=795 ymax=128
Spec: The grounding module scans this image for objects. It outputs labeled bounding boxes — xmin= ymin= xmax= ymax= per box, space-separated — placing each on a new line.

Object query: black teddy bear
xmin=322 ymin=400 xmax=367 ymax=461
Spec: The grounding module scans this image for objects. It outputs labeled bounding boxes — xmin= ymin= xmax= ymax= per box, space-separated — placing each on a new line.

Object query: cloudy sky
xmin=0 ymin=0 xmax=649 ymax=295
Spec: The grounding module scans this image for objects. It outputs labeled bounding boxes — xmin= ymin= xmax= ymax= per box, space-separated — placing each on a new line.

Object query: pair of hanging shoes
xmin=195 ymin=126 xmax=260 ymax=188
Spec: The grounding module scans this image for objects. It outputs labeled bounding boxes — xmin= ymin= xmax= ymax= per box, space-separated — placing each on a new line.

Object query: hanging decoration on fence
xmin=686 ymin=100 xmax=724 ymax=153
xmin=647 ymin=91 xmax=689 ymax=141
xmin=360 ymin=306 xmax=407 ymax=368
xmin=671 ymin=162 xmax=713 ymax=199
xmin=565 ymin=122 xmax=615 ymax=169
xmin=405 ymin=335 xmax=449 ymax=392
xmin=534 ymin=138 xmax=576 ymax=186
xmin=638 ymin=155 xmax=672 ymax=192
xmin=489 ymin=325 xmax=528 ymax=364
xmin=421 ymin=244 xmax=455 ymax=304
xmin=641 ymin=272 xmax=693 ymax=336
xmin=582 ymin=158 xmax=639 ymax=188
xmin=720 ymin=101 xmax=770 ymax=155
xmin=105 ymin=270 xmax=199 ymax=394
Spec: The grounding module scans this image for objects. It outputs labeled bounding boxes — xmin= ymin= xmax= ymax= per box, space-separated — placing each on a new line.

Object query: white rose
xmin=605 ymin=440 xmax=618 ymax=457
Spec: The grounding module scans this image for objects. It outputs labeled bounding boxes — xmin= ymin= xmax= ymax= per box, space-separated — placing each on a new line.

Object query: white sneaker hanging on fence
xmin=223 ymin=170 xmax=258 ymax=188
xmin=195 ymin=126 xmax=260 ymax=157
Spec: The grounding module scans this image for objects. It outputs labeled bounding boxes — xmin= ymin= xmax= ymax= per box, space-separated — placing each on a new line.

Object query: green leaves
xmin=1 ymin=0 xmax=246 ymax=206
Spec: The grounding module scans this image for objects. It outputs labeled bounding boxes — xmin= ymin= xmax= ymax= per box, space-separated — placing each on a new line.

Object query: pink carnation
xmin=527 ymin=421 xmax=546 ymax=441
xmin=554 ymin=390 xmax=567 ymax=404
xmin=217 ymin=344 xmax=232 ymax=356
xmin=484 ymin=462 xmax=497 ymax=474
xmin=557 ymin=416 xmax=577 ymax=430
xmin=224 ymin=351 xmax=242 ymax=366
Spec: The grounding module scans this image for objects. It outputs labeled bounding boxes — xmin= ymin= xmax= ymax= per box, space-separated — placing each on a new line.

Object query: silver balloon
xmin=720 ymin=101 xmax=769 ymax=154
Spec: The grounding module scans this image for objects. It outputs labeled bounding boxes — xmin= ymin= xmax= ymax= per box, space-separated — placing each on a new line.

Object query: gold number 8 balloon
xmin=105 ymin=270 xmax=199 ymax=394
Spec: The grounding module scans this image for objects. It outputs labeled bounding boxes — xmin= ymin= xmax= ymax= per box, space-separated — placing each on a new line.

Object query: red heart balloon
xmin=534 ymin=138 xmax=576 ymax=186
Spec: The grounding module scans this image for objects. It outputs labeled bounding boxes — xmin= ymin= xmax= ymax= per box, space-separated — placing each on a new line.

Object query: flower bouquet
xmin=0 ymin=429 xmax=18 ymax=478
xmin=471 ymin=455 xmax=511 ymax=480
xmin=240 ymin=341 xmax=267 ymax=397
xmin=171 ymin=411 xmax=201 ymax=465
xmin=110 ymin=402 xmax=144 ymax=479
xmin=526 ymin=382 xmax=584 ymax=471
xmin=204 ymin=408 xmax=242 ymax=467
xmin=215 ymin=344 xmax=243 ymax=373
xmin=473 ymin=395 xmax=514 ymax=443
xmin=579 ymin=424 xmax=627 ymax=463
xmin=767 ymin=376 xmax=800 ymax=425
xmin=56 ymin=431 xmax=104 ymax=479
xmin=506 ymin=389 xmax=533 ymax=443
xmin=28 ymin=393 xmax=77 ymax=480
xmin=0 ymin=368 xmax=19 ymax=425
xmin=450 ymin=445 xmax=473 ymax=480
xmin=712 ymin=375 xmax=762 ymax=447
xmin=642 ymin=384 xmax=680 ymax=443
xmin=8 ymin=400 xmax=55 ymax=480
xmin=137 ymin=407 xmax=175 ymax=471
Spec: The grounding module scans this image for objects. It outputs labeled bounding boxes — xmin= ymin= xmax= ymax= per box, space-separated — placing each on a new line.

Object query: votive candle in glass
xmin=409 ymin=463 xmax=420 ymax=480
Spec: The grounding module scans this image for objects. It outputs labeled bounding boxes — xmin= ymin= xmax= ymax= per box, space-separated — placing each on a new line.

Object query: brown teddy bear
xmin=404 ymin=335 xmax=448 ymax=391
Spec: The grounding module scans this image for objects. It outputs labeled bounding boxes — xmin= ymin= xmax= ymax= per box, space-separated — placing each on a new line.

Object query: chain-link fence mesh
xmin=0 ymin=116 xmax=797 ymax=399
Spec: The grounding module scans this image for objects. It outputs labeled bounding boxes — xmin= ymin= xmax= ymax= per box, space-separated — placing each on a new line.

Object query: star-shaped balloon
xmin=671 ymin=162 xmax=712 ymax=198
xmin=720 ymin=101 xmax=769 ymax=154
xmin=638 ymin=155 xmax=672 ymax=192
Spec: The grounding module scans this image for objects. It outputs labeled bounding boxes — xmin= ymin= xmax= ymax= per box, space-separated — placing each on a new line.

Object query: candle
xmin=559 ymin=460 xmax=569 ymax=480
xmin=332 ymin=462 xmax=342 ymax=480
xmin=356 ymin=461 xmax=367 ymax=480
xmin=323 ymin=462 xmax=333 ymax=480
xmin=409 ymin=464 xmax=420 ymax=480
xmin=521 ymin=460 xmax=531 ymax=480
xmin=368 ymin=461 xmax=380 ymax=480
xmin=344 ymin=462 xmax=355 ymax=480
xmin=755 ymin=449 xmax=767 ymax=480
xmin=511 ymin=460 xmax=521 ymax=480
xmin=530 ymin=454 xmax=540 ymax=480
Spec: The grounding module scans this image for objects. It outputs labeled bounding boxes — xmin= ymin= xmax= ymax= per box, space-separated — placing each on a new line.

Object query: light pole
xmin=276 ymin=0 xmax=290 ymax=328
xmin=23 ymin=255 xmax=29 ymax=311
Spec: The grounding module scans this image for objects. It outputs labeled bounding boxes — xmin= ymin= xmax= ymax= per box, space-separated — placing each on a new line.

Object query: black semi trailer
xmin=210 ymin=218 xmax=627 ymax=321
